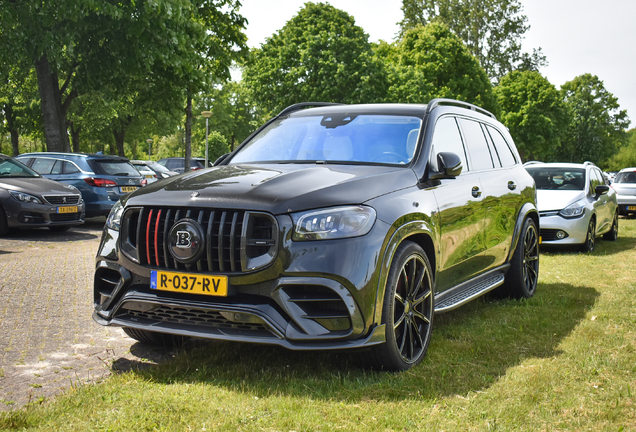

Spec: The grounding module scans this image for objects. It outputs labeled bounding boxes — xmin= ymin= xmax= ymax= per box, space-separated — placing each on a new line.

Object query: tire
xmin=122 ymin=327 xmax=189 ymax=348
xmin=501 ymin=218 xmax=539 ymax=299
xmin=0 ymin=206 xmax=8 ymax=236
xmin=603 ymin=212 xmax=618 ymax=241
xmin=368 ymin=242 xmax=434 ymax=371
xmin=580 ymin=218 xmax=596 ymax=253
xmin=49 ymin=225 xmax=70 ymax=232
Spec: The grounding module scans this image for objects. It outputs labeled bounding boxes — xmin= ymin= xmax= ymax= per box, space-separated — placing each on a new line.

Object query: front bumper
xmin=93 ymin=214 xmax=391 ymax=350
xmin=2 ymin=197 xmax=85 ymax=229
xmin=616 ymin=195 xmax=636 ymax=213
xmin=539 ymin=211 xmax=590 ymax=245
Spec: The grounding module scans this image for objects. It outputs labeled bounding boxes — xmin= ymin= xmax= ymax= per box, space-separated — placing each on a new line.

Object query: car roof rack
xmin=523 ymin=161 xmax=544 ymax=166
xmin=277 ymin=102 xmax=343 ymax=117
xmin=426 ymin=98 xmax=496 ymax=119
xmin=583 ymin=161 xmax=597 ymax=167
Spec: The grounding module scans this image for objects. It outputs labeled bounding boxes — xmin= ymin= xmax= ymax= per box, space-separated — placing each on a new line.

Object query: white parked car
xmin=525 ymin=161 xmax=618 ymax=252
xmin=611 ymin=167 xmax=636 ymax=216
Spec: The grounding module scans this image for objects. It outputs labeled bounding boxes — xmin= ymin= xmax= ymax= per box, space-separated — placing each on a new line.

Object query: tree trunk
xmin=3 ymin=103 xmax=20 ymax=156
xmin=35 ymin=54 xmax=71 ymax=152
xmin=70 ymin=121 xmax=81 ymax=153
xmin=185 ymin=95 xmax=192 ymax=172
xmin=113 ymin=128 xmax=126 ymax=157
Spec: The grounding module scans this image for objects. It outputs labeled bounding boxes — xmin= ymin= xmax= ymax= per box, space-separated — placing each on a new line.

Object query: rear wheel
xmin=501 ymin=218 xmax=539 ymax=299
xmin=122 ymin=327 xmax=189 ymax=348
xmin=603 ymin=212 xmax=619 ymax=241
xmin=368 ymin=242 xmax=434 ymax=371
xmin=580 ymin=218 xmax=596 ymax=253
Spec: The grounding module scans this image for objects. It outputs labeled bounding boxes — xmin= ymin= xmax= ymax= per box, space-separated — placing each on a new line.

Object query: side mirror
xmin=430 ymin=152 xmax=463 ymax=179
xmin=213 ymin=153 xmax=230 ymax=166
xmin=595 ymin=184 xmax=610 ymax=198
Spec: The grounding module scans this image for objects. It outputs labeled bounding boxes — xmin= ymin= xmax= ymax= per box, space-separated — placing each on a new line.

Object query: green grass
xmin=3 ymin=219 xmax=636 ymax=431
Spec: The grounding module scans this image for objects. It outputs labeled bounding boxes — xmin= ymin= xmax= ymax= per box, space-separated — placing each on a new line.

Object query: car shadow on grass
xmin=107 ymin=282 xmax=598 ymax=402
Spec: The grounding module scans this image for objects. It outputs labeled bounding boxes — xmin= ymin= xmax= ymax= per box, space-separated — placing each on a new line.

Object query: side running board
xmin=434 ymin=273 xmax=505 ymax=313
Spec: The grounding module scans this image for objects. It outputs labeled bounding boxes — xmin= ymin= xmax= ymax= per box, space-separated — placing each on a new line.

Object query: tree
xmin=382 ymin=23 xmax=497 ymax=113
xmin=242 ymin=2 xmax=387 ymax=115
xmin=559 ymin=74 xmax=630 ymax=165
xmin=607 ymin=129 xmax=636 ymax=171
xmin=494 ymin=70 xmax=570 ymax=162
xmin=0 ymin=0 xmax=246 ymax=155
xmin=399 ymin=0 xmax=546 ymax=81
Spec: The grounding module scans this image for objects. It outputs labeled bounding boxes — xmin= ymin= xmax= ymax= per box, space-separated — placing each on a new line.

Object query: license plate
xmin=145 ymin=175 xmax=154 ymax=178
xmin=57 ymin=206 xmax=78 ymax=213
xmin=120 ymin=186 xmax=138 ymax=193
xmin=150 ymin=270 xmax=228 ymax=297
xmin=628 ymin=206 xmax=636 ymax=211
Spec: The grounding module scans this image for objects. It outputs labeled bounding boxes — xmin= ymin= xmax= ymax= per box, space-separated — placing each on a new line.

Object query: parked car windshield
xmin=614 ymin=171 xmax=636 ymax=184
xmin=526 ymin=167 xmax=586 ymax=190
xmin=230 ymin=114 xmax=422 ymax=165
xmin=0 ymin=158 xmax=40 ymax=178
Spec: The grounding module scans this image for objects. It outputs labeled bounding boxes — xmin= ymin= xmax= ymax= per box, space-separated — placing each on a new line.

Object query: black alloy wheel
xmin=501 ymin=218 xmax=539 ymax=299
xmin=580 ymin=218 xmax=596 ymax=253
xmin=0 ymin=206 xmax=8 ymax=236
xmin=369 ymin=242 xmax=434 ymax=371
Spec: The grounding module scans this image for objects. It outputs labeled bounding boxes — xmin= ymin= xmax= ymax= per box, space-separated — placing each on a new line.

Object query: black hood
xmin=124 ymin=163 xmax=418 ymax=214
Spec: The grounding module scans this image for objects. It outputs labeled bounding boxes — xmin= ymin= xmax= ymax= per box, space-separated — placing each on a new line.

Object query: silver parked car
xmin=525 ymin=161 xmax=618 ymax=252
xmin=611 ymin=167 xmax=636 ymax=216
xmin=0 ymin=154 xmax=85 ymax=235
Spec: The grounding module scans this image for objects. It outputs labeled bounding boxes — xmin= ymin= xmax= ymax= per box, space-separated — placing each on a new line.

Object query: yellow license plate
xmin=145 ymin=175 xmax=155 ymax=178
xmin=57 ymin=206 xmax=78 ymax=213
xmin=120 ymin=186 xmax=138 ymax=193
xmin=150 ymin=270 xmax=228 ymax=297
xmin=628 ymin=206 xmax=636 ymax=211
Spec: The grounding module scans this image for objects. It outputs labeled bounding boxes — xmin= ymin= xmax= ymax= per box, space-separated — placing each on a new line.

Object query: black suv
xmin=93 ymin=100 xmax=539 ymax=371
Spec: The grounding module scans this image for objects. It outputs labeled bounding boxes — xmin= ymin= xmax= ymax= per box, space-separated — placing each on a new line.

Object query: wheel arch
xmin=507 ymin=202 xmax=539 ymax=263
xmin=371 ymin=220 xmax=437 ymax=326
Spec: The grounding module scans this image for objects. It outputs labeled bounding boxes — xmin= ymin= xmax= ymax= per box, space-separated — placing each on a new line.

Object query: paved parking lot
xmin=0 ymin=218 xmax=167 ymax=410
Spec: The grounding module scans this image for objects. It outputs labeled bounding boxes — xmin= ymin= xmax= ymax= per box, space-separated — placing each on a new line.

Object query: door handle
xmin=508 ymin=181 xmax=517 ymax=190
xmin=472 ymin=186 xmax=482 ymax=198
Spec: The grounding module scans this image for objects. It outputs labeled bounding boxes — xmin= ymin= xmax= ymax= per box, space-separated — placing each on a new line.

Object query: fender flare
xmin=507 ymin=202 xmax=539 ymax=263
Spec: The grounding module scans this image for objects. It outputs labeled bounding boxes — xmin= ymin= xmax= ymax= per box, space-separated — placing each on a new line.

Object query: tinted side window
xmin=31 ymin=158 xmax=56 ymax=174
xmin=431 ymin=116 xmax=468 ymax=172
xmin=64 ymin=161 xmax=80 ymax=174
xmin=51 ymin=160 xmax=63 ymax=175
xmin=589 ymin=168 xmax=603 ymax=194
xmin=459 ymin=118 xmax=494 ymax=171
xmin=486 ymin=126 xmax=517 ymax=167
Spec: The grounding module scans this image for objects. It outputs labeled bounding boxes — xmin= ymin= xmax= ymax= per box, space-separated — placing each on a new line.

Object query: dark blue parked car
xmin=16 ymin=152 xmax=144 ymax=217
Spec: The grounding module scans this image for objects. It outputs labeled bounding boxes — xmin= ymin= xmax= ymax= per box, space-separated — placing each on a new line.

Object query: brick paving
xmin=0 ymin=218 xmax=167 ymax=411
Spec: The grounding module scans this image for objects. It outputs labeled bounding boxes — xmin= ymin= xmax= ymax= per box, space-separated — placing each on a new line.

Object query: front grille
xmin=50 ymin=212 xmax=82 ymax=222
xmin=44 ymin=195 xmax=80 ymax=205
xmin=120 ymin=207 xmax=278 ymax=273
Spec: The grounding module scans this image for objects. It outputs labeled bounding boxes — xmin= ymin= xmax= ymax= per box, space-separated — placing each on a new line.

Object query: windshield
xmin=0 ymin=158 xmax=40 ymax=178
xmin=614 ymin=171 xmax=636 ymax=184
xmin=230 ymin=114 xmax=422 ymax=165
xmin=526 ymin=167 xmax=586 ymax=190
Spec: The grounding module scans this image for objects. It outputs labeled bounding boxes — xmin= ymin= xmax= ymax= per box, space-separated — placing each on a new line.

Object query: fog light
xmin=556 ymin=230 xmax=566 ymax=239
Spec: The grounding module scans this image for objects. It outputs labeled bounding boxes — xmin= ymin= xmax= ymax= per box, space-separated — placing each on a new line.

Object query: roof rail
xmin=277 ymin=102 xmax=343 ymax=117
xmin=523 ymin=161 xmax=544 ymax=166
xmin=583 ymin=161 xmax=596 ymax=167
xmin=426 ymin=98 xmax=496 ymax=119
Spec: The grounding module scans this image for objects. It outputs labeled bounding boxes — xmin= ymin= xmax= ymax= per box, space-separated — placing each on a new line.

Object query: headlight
xmin=106 ymin=200 xmax=125 ymax=231
xmin=559 ymin=200 xmax=586 ymax=218
xmin=9 ymin=190 xmax=43 ymax=204
xmin=292 ymin=206 xmax=376 ymax=241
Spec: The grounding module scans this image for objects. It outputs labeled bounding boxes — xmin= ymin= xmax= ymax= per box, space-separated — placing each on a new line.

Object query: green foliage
xmin=242 ymin=2 xmax=387 ymax=115
xmin=384 ymin=23 xmax=497 ymax=113
xmin=399 ymin=0 xmax=546 ymax=81
xmin=494 ymin=70 xmax=570 ymax=162
xmin=607 ymin=129 xmax=636 ymax=171
xmin=558 ymin=74 xmax=630 ymax=166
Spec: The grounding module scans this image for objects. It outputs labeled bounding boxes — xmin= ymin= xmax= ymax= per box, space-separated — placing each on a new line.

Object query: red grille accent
xmin=146 ymin=209 xmax=153 ymax=265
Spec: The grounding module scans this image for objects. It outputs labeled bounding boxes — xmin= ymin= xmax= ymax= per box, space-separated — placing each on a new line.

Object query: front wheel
xmin=368 ymin=242 xmax=434 ymax=371
xmin=501 ymin=218 xmax=539 ymax=299
xmin=0 ymin=206 xmax=8 ymax=236
xmin=580 ymin=218 xmax=596 ymax=253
